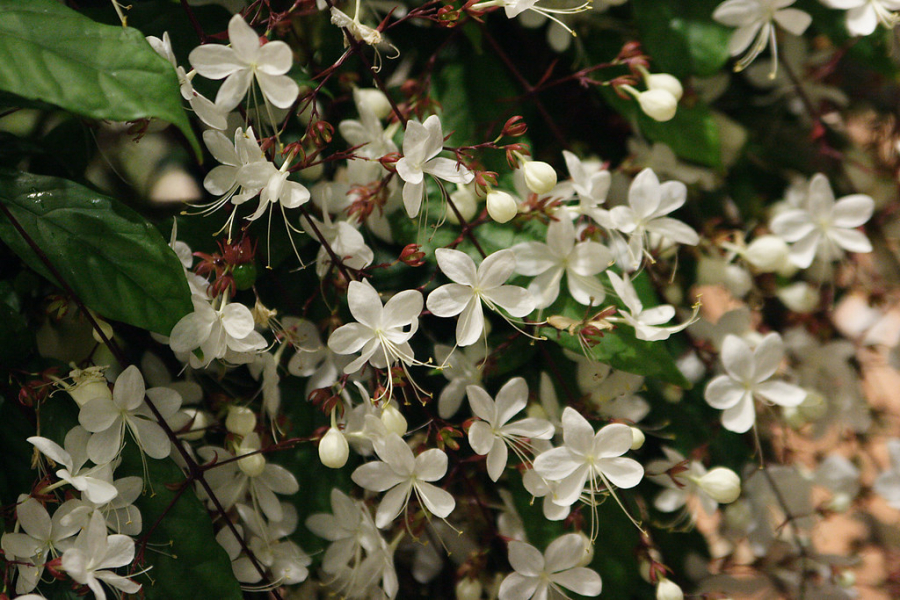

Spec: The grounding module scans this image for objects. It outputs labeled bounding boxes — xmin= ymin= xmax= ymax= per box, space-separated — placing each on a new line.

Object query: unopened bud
xmin=644 ymin=73 xmax=683 ymax=102
xmin=356 ymin=88 xmax=392 ymax=120
xmin=744 ymin=235 xmax=790 ymax=272
xmin=637 ymin=89 xmax=678 ymax=122
xmin=827 ymin=492 xmax=852 ymax=513
xmin=486 ymin=190 xmax=518 ymax=223
xmin=522 ymin=161 xmax=558 ymax=195
xmin=181 ymin=408 xmax=212 ymax=442
xmin=448 ymin=185 xmax=478 ymax=224
xmin=656 ymin=578 xmax=684 ymax=600
xmin=226 ymin=406 xmax=257 ymax=437
xmin=319 ymin=427 xmax=350 ymax=469
xmin=381 ymin=403 xmax=408 ymax=436
xmin=400 ymin=244 xmax=426 ymax=267
xmin=237 ymin=446 xmax=266 ymax=477
xmin=777 ymin=282 xmax=820 ymax=313
xmin=835 ymin=570 xmax=855 ymax=588
xmin=67 ymin=367 xmax=111 ymax=407
xmin=455 ymin=577 xmax=483 ymax=600
xmin=630 ymin=427 xmax=645 ymax=450
xmin=312 ymin=121 xmax=334 ymax=146
xmin=697 ymin=467 xmax=741 ymax=504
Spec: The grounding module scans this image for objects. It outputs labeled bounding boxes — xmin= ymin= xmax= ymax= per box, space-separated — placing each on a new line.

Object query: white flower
xmin=396 ymin=115 xmax=474 ymax=217
xmin=77 ymin=365 xmax=182 ymax=464
xmin=704 ymin=333 xmax=807 ymax=433
xmin=609 ymin=168 xmax=698 ymax=269
xmin=201 ymin=127 xmax=269 ymax=206
xmin=647 ymin=447 xmax=718 ymax=516
xmin=712 ymin=0 xmax=812 ymax=76
xmin=60 ymin=510 xmax=141 ymax=600
xmin=299 ymin=210 xmax=374 ymax=279
xmin=466 ymin=378 xmax=554 ymax=481
xmin=306 ymin=488 xmax=381 ymax=575
xmin=656 ymin=578 xmax=684 ymax=600
xmin=1 ymin=498 xmax=81 ymax=594
xmin=558 ymin=150 xmax=611 ymax=220
xmin=820 ymin=0 xmax=900 ymax=36
xmin=328 ymin=280 xmax=423 ymax=374
xmin=874 ymin=439 xmax=900 ymax=509
xmin=607 ymin=271 xmax=697 ymax=342
xmin=189 ymin=14 xmax=299 ymax=111
xmin=498 ymin=534 xmax=602 ymax=600
xmin=28 ymin=428 xmax=118 ymax=505
xmin=770 ymin=173 xmax=874 ymax=268
xmin=533 ymin=407 xmax=644 ymax=507
xmin=513 ymin=216 xmax=612 ymax=309
xmin=351 ymin=433 xmax=455 ymax=528
xmin=169 ymin=296 xmax=268 ymax=368
xmin=427 ymin=249 xmax=535 ymax=346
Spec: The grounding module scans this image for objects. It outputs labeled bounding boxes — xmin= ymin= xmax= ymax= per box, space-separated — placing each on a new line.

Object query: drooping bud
xmin=381 ymin=403 xmax=408 ymax=436
xmin=501 ymin=115 xmax=528 ymax=138
xmin=448 ymin=185 xmax=478 ymax=224
xmin=181 ymin=408 xmax=213 ymax=442
xmin=637 ymin=89 xmax=678 ymax=122
xmin=522 ymin=160 xmax=558 ymax=195
xmin=319 ymin=427 xmax=350 ymax=469
xmin=226 ymin=406 xmax=257 ymax=437
xmin=630 ymin=427 xmax=645 ymax=450
xmin=356 ymin=88 xmax=392 ymax=120
xmin=697 ymin=467 xmax=741 ymax=504
xmin=644 ymin=73 xmax=683 ymax=101
xmin=744 ymin=235 xmax=790 ymax=272
xmin=455 ymin=577 xmax=483 ymax=600
xmin=486 ymin=190 xmax=518 ymax=223
xmin=656 ymin=578 xmax=684 ymax=600
xmin=237 ymin=445 xmax=266 ymax=477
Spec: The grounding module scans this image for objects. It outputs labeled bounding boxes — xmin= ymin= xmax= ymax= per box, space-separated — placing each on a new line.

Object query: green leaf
xmin=540 ymin=291 xmax=691 ymax=389
xmin=0 ymin=0 xmax=200 ymax=157
xmin=631 ymin=0 xmax=732 ymax=79
xmin=116 ymin=445 xmax=243 ymax=600
xmin=0 ymin=170 xmax=193 ymax=336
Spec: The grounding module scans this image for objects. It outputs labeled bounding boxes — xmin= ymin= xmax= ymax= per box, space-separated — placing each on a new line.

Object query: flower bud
xmin=319 ymin=427 xmax=350 ymax=469
xmin=237 ymin=446 xmax=266 ymax=477
xmin=697 ymin=467 xmax=741 ymax=504
xmin=486 ymin=190 xmax=518 ymax=223
xmin=776 ymin=282 xmax=820 ymax=313
xmin=455 ymin=577 xmax=483 ymax=600
xmin=226 ymin=406 xmax=257 ymax=437
xmin=448 ymin=185 xmax=478 ymax=224
xmin=827 ymin=492 xmax=852 ymax=513
xmin=399 ymin=244 xmax=426 ymax=267
xmin=744 ymin=235 xmax=790 ymax=272
xmin=630 ymin=427 xmax=645 ymax=450
xmin=835 ymin=570 xmax=855 ymax=588
xmin=645 ymin=73 xmax=683 ymax=101
xmin=181 ymin=408 xmax=212 ymax=442
xmin=637 ymin=89 xmax=678 ymax=122
xmin=656 ymin=578 xmax=684 ymax=600
xmin=356 ymin=88 xmax=392 ymax=120
xmin=67 ymin=367 xmax=111 ymax=407
xmin=522 ymin=161 xmax=558 ymax=195
xmin=381 ymin=403 xmax=408 ymax=436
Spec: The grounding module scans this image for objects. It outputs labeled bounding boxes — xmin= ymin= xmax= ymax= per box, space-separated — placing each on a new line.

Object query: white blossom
xmin=351 ymin=433 xmax=455 ymax=528
xmin=498 ymin=534 xmax=602 ymax=600
xmin=704 ymin=332 xmax=807 ymax=433
xmin=395 ymin=115 xmax=474 ymax=217
xmin=820 ymin=0 xmax=900 ymax=36
xmin=607 ymin=271 xmax=697 ymax=342
xmin=427 ymin=248 xmax=535 ymax=346
xmin=60 ymin=510 xmax=141 ymax=600
xmin=189 ymin=14 xmax=299 ymax=111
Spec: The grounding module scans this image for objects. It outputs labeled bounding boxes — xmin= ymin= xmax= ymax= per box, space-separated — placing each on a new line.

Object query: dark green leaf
xmin=631 ymin=0 xmax=732 ymax=79
xmin=0 ymin=170 xmax=193 ymax=336
xmin=0 ymin=0 xmax=200 ymax=157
